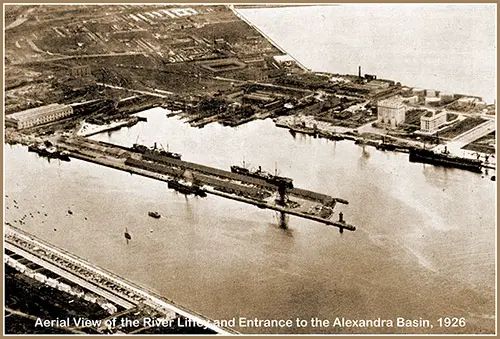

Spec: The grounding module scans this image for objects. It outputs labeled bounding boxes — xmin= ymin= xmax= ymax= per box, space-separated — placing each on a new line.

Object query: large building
xmin=273 ymin=54 xmax=296 ymax=68
xmin=5 ymin=104 xmax=74 ymax=129
xmin=420 ymin=110 xmax=447 ymax=133
xmin=71 ymin=64 xmax=91 ymax=77
xmin=377 ymin=97 xmax=406 ymax=127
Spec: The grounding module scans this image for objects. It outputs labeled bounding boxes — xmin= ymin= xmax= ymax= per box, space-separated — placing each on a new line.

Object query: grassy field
xmin=438 ymin=117 xmax=486 ymax=139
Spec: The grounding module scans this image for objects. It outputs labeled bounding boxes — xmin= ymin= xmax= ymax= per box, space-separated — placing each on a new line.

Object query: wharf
xmin=56 ymin=137 xmax=354 ymax=231
xmin=76 ymin=118 xmax=140 ymax=137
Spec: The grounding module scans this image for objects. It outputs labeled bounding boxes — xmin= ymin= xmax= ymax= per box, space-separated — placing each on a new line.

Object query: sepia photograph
xmin=3 ymin=2 xmax=496 ymax=335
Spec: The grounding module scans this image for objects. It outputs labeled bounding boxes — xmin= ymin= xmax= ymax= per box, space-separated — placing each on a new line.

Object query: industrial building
xmin=420 ymin=110 xmax=447 ymax=133
xmin=273 ymin=54 xmax=296 ymax=67
xmin=5 ymin=103 xmax=74 ymax=129
xmin=71 ymin=64 xmax=91 ymax=77
xmin=377 ymin=96 xmax=406 ymax=127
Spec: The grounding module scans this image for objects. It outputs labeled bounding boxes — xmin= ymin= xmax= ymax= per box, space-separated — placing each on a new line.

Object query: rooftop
xmin=378 ymin=96 xmax=405 ymax=108
xmin=7 ymin=104 xmax=71 ymax=122
xmin=421 ymin=110 xmax=446 ymax=120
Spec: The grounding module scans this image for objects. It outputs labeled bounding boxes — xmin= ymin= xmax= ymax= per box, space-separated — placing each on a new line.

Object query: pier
xmin=55 ymin=137 xmax=356 ymax=232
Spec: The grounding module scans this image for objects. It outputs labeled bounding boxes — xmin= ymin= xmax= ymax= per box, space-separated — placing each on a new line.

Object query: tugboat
xmin=375 ymin=136 xmax=396 ymax=151
xmin=329 ymin=133 xmax=345 ymax=141
xmin=409 ymin=146 xmax=482 ymax=173
xmin=28 ymin=142 xmax=70 ymax=161
xmin=45 ymin=146 xmax=71 ymax=161
xmin=148 ymin=211 xmax=161 ymax=219
xmin=167 ymin=179 xmax=206 ymax=197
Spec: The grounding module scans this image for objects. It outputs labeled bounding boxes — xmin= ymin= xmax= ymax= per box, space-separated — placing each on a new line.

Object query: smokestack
xmin=358 ymin=66 xmax=362 ymax=78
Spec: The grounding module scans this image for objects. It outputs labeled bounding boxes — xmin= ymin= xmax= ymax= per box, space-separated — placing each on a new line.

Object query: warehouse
xmin=5 ymin=104 xmax=74 ymax=129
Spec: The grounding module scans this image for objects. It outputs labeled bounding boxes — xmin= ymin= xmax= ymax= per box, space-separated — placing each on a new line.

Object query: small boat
xmin=148 ymin=211 xmax=161 ymax=219
xmin=124 ymin=228 xmax=131 ymax=244
xmin=167 ymin=179 xmax=206 ymax=197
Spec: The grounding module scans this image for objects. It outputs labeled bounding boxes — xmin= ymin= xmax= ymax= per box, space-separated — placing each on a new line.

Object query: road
xmin=95 ymin=83 xmax=174 ymax=98
xmin=443 ymin=120 xmax=496 ymax=152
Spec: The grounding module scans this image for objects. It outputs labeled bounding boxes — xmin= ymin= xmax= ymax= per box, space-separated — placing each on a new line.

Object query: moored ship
xmin=409 ymin=146 xmax=482 ymax=173
xmin=132 ymin=142 xmax=181 ymax=160
xmin=167 ymin=179 xmax=207 ymax=197
xmin=230 ymin=164 xmax=294 ymax=188
xmin=28 ymin=143 xmax=71 ymax=162
xmin=288 ymin=121 xmax=318 ymax=137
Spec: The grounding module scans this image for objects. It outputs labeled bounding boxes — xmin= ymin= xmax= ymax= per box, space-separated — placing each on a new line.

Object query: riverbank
xmin=273 ymin=115 xmax=496 ymax=171
xmin=5 ymin=115 xmax=495 ymax=334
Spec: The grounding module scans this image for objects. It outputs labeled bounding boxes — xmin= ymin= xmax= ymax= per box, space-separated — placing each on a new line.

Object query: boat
xmin=148 ymin=211 xmax=161 ymax=219
xmin=329 ymin=133 xmax=345 ymax=141
xmin=45 ymin=146 xmax=71 ymax=161
xmin=28 ymin=143 xmax=70 ymax=161
xmin=167 ymin=179 xmax=207 ymax=197
xmin=409 ymin=146 xmax=482 ymax=173
xmin=230 ymin=164 xmax=294 ymax=188
xmin=124 ymin=228 xmax=131 ymax=244
xmin=131 ymin=143 xmax=149 ymax=153
xmin=132 ymin=141 xmax=182 ymax=160
xmin=288 ymin=121 xmax=318 ymax=137
xmin=28 ymin=144 xmax=40 ymax=153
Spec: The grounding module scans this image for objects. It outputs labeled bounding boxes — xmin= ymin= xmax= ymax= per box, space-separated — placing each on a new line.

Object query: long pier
xmin=55 ymin=137 xmax=355 ymax=232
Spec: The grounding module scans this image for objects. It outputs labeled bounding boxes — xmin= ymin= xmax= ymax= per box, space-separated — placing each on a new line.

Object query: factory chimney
xmin=358 ymin=66 xmax=362 ymax=78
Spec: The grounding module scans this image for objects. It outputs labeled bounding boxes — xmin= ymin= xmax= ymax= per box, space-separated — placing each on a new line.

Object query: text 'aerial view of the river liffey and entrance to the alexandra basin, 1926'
xmin=3 ymin=3 xmax=496 ymax=335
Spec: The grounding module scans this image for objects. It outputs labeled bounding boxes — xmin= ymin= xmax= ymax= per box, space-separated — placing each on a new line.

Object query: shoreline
xmin=235 ymin=5 xmax=495 ymax=104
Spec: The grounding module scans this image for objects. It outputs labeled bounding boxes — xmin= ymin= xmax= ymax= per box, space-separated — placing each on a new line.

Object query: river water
xmin=238 ymin=5 xmax=496 ymax=103
xmin=4 ymin=108 xmax=495 ymax=334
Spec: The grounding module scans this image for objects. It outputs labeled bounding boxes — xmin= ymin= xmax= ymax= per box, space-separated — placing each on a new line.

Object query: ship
xmin=132 ymin=141 xmax=181 ymax=160
xmin=28 ymin=143 xmax=70 ymax=161
xmin=328 ymin=133 xmax=345 ymax=141
xmin=409 ymin=146 xmax=482 ymax=173
xmin=288 ymin=121 xmax=318 ymax=137
xmin=45 ymin=146 xmax=71 ymax=161
xmin=148 ymin=211 xmax=161 ymax=219
xmin=167 ymin=179 xmax=207 ymax=197
xmin=230 ymin=164 xmax=294 ymax=188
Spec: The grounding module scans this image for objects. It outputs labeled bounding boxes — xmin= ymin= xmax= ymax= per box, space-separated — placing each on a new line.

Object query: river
xmin=4 ymin=108 xmax=495 ymax=334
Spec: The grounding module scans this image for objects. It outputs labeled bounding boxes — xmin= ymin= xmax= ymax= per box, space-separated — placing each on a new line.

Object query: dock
xmin=55 ymin=137 xmax=356 ymax=232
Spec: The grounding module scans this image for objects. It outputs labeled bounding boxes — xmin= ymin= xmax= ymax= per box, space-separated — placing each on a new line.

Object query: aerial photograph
xmin=3 ymin=2 xmax=496 ymax=335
